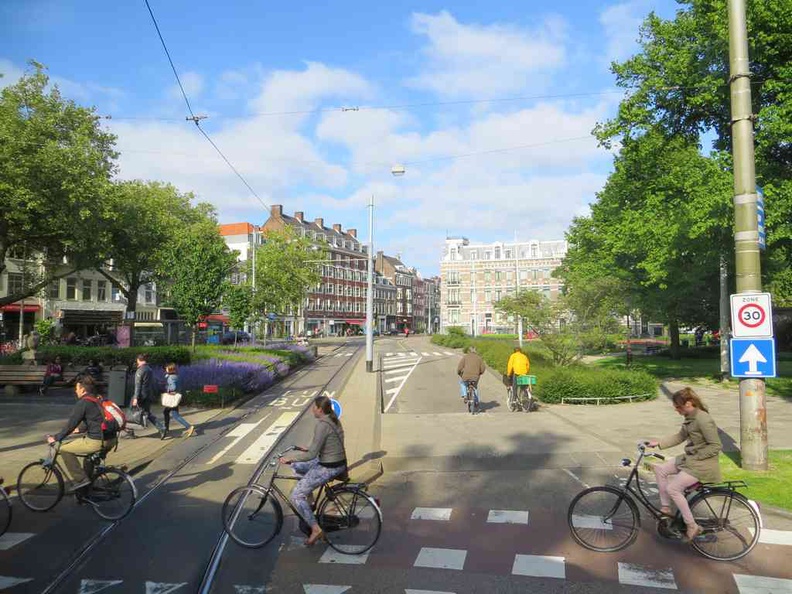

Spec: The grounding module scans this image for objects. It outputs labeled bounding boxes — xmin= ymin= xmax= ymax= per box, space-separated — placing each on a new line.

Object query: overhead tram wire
xmin=143 ymin=0 xmax=270 ymax=211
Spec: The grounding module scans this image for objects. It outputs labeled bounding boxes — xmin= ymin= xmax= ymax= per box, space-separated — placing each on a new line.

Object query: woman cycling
xmin=647 ymin=387 xmax=722 ymax=542
xmin=279 ymin=395 xmax=347 ymax=546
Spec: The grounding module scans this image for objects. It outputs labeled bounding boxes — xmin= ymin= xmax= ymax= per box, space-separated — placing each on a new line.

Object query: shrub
xmin=537 ymin=367 xmax=657 ymax=404
xmin=29 ymin=346 xmax=192 ymax=368
xmin=447 ymin=326 xmax=466 ymax=337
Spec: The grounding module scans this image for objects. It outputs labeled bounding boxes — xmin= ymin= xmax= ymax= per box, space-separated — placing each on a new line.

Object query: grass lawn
xmin=593 ymin=354 xmax=792 ymax=398
xmin=720 ymin=450 xmax=792 ymax=512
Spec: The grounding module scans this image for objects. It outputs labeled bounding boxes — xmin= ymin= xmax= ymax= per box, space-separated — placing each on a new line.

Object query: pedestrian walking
xmin=161 ymin=362 xmax=195 ymax=440
xmin=131 ymin=353 xmax=166 ymax=438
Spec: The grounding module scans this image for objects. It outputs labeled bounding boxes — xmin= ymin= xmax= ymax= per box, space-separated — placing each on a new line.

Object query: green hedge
xmin=19 ymin=346 xmax=192 ymax=368
xmin=536 ymin=367 xmax=657 ymax=404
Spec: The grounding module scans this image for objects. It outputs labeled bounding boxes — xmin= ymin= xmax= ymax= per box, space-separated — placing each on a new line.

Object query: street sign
xmin=329 ymin=397 xmax=342 ymax=419
xmin=730 ymin=339 xmax=776 ymax=378
xmin=730 ymin=293 xmax=774 ymax=338
xmin=267 ymin=312 xmax=277 ymax=321
xmin=757 ymin=187 xmax=766 ymax=251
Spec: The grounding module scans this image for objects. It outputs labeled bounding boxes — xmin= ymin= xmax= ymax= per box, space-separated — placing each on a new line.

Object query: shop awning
xmin=0 ymin=304 xmax=40 ymax=313
xmin=60 ymin=309 xmax=123 ymax=325
xmin=205 ymin=314 xmax=230 ymax=323
xmin=344 ymin=319 xmax=365 ymax=325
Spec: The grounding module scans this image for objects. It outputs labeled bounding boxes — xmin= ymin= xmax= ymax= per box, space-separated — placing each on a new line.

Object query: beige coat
xmin=457 ymin=353 xmax=486 ymax=382
xmin=659 ymin=408 xmax=722 ymax=483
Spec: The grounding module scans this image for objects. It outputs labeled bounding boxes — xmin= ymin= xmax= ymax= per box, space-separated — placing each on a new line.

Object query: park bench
xmin=0 ymin=365 xmax=109 ymax=396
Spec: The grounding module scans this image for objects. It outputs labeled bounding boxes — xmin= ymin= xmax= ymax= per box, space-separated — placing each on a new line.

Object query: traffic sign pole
xmin=728 ymin=0 xmax=767 ymax=471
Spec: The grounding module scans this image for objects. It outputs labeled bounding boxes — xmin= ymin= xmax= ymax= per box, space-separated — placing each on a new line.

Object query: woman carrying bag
xmin=160 ymin=363 xmax=195 ymax=440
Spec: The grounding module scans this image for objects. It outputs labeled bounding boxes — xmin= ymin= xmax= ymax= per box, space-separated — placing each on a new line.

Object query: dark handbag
xmin=127 ymin=406 xmax=146 ymax=427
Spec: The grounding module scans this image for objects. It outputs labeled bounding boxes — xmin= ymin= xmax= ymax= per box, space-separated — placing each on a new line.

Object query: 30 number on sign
xmin=738 ymin=304 xmax=766 ymax=328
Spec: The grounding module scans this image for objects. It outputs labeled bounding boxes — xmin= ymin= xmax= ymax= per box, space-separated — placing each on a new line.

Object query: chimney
xmin=347 ymin=228 xmax=357 ymax=238
xmin=295 ymin=211 xmax=304 ymax=222
xmin=314 ymin=217 xmax=324 ymax=228
xmin=271 ymin=204 xmax=283 ymax=217
xmin=332 ymin=223 xmax=342 ymax=233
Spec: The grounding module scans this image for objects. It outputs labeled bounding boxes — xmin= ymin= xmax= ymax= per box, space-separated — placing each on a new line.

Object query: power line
xmin=143 ymin=0 xmax=270 ymax=212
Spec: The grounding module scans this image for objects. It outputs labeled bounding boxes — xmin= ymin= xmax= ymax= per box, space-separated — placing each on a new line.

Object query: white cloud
xmin=168 ymin=70 xmax=204 ymax=102
xmin=599 ymin=1 xmax=648 ymax=65
xmin=0 ymin=58 xmax=24 ymax=90
xmin=407 ymin=11 xmax=567 ymax=97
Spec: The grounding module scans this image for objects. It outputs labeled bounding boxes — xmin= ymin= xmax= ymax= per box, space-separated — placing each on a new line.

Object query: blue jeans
xmin=459 ymin=379 xmax=479 ymax=405
xmin=163 ymin=407 xmax=190 ymax=430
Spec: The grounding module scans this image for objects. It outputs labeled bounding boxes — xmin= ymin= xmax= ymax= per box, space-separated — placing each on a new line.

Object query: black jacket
xmin=54 ymin=397 xmax=104 ymax=441
xmin=133 ymin=364 xmax=156 ymax=402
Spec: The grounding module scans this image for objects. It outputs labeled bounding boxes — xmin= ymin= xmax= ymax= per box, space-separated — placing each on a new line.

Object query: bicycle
xmin=222 ymin=446 xmax=382 ymax=554
xmin=16 ymin=442 xmax=137 ymax=521
xmin=462 ymin=380 xmax=480 ymax=414
xmin=0 ymin=478 xmax=11 ymax=537
xmin=567 ymin=441 xmax=761 ymax=561
xmin=507 ymin=374 xmax=536 ymax=412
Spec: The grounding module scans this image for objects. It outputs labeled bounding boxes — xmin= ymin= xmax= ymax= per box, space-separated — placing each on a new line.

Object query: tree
xmin=225 ymin=283 xmax=253 ymax=332
xmin=595 ymin=0 xmax=792 ymax=305
xmin=0 ymin=63 xmax=117 ymax=305
xmin=250 ymin=227 xmax=323 ymax=325
xmin=161 ymin=217 xmax=237 ymax=349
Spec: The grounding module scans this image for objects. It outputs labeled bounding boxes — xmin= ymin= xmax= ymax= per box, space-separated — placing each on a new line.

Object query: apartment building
xmin=375 ymin=252 xmax=415 ymax=332
xmin=373 ymin=272 xmax=397 ymax=333
xmin=439 ymin=237 xmax=567 ymax=335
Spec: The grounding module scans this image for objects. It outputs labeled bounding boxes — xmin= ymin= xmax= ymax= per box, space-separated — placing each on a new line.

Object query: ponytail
xmin=314 ymin=395 xmax=340 ymax=426
xmin=672 ymin=387 xmax=709 ymax=413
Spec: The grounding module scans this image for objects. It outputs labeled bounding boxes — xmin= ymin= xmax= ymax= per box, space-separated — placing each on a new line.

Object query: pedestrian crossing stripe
xmin=0 ymin=533 xmax=35 ymax=551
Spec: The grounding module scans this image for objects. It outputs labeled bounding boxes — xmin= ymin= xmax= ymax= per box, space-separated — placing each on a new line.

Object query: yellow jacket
xmin=507 ymin=351 xmax=530 ymax=376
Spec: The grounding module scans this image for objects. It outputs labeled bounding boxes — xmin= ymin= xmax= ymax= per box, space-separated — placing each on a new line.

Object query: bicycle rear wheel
xmin=467 ymin=385 xmax=476 ymax=414
xmin=0 ymin=485 xmax=10 ymax=537
xmin=222 ymin=485 xmax=283 ymax=548
xmin=689 ymin=491 xmax=760 ymax=561
xmin=507 ymin=386 xmax=519 ymax=412
xmin=568 ymin=486 xmax=640 ymax=552
xmin=17 ymin=462 xmax=64 ymax=512
xmin=87 ymin=468 xmax=137 ymax=520
xmin=319 ymin=487 xmax=382 ymax=554
xmin=522 ymin=386 xmax=535 ymax=412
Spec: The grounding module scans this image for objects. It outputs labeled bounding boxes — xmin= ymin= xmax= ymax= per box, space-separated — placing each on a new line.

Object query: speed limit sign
xmin=730 ymin=293 xmax=774 ymax=338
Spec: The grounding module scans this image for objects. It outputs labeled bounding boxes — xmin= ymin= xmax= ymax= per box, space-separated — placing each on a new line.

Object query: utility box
xmin=107 ymin=367 xmax=128 ymax=407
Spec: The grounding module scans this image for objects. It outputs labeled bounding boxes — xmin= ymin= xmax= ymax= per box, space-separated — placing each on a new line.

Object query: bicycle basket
xmin=515 ymin=375 xmax=536 ymax=386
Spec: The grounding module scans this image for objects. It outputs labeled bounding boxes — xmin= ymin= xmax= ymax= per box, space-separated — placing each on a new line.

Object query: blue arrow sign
xmin=329 ymin=397 xmax=342 ymax=419
xmin=730 ymin=338 xmax=776 ymax=378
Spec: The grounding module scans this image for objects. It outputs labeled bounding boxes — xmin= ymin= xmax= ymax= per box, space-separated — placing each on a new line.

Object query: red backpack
xmin=84 ymin=396 xmax=127 ymax=438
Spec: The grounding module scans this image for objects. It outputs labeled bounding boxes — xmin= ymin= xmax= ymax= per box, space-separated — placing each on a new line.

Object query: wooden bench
xmin=0 ymin=365 xmax=109 ymax=396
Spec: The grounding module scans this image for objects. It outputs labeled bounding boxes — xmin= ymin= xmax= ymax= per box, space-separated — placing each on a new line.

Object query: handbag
xmin=161 ymin=392 xmax=183 ymax=408
xmin=127 ymin=406 xmax=145 ymax=427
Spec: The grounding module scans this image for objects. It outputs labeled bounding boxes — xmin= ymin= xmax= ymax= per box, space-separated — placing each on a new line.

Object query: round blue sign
xmin=330 ymin=397 xmax=342 ymax=419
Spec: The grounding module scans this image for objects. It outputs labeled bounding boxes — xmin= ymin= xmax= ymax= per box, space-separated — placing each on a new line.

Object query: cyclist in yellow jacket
xmin=506 ymin=347 xmax=530 ymax=398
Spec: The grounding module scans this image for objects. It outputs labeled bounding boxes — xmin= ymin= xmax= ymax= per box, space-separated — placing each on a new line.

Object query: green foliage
xmin=26 ymin=346 xmax=191 ymax=368
xmin=431 ymin=333 xmax=468 ymax=349
xmin=446 ymin=326 xmax=466 ymax=337
xmin=225 ymin=284 xmax=253 ymax=331
xmin=34 ymin=318 xmax=57 ymax=344
xmin=536 ymin=367 xmax=657 ymax=404
xmin=0 ymin=63 xmax=118 ymax=305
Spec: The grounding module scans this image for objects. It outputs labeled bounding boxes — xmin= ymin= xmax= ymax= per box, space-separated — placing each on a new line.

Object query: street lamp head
xmin=391 ymin=164 xmax=406 ymax=177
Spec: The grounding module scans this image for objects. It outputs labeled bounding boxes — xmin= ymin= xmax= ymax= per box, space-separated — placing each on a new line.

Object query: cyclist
xmin=45 ymin=375 xmax=117 ymax=493
xmin=646 ymin=387 xmax=722 ymax=542
xmin=457 ymin=346 xmax=485 ymax=408
xmin=506 ymin=347 xmax=530 ymax=406
xmin=279 ymin=395 xmax=347 ymax=546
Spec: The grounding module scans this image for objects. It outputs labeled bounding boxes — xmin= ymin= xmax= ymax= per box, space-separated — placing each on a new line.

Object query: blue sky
xmin=1 ymin=0 xmax=678 ymax=275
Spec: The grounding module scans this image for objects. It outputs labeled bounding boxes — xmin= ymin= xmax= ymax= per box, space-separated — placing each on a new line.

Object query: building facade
xmin=439 ymin=237 xmax=567 ymax=335
xmin=375 ymin=252 xmax=415 ymax=333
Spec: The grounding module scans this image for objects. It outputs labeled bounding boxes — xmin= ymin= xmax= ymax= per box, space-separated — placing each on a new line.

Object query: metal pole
xmin=728 ymin=0 xmax=767 ymax=470
xmin=250 ymin=230 xmax=257 ymax=344
xmin=18 ymin=244 xmax=27 ymax=348
xmin=719 ymin=255 xmax=730 ymax=379
xmin=365 ymin=195 xmax=375 ymax=372
xmin=514 ymin=233 xmax=523 ymax=348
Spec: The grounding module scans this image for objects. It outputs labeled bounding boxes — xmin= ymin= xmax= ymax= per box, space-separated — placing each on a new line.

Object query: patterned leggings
xmin=290 ymin=458 xmax=346 ymax=527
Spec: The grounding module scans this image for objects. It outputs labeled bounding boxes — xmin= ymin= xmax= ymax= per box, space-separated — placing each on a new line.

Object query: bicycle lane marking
xmin=206 ymin=414 xmax=271 ymax=465
xmin=234 ymin=412 xmax=300 ymax=465
xmin=383 ymin=356 xmax=423 ymax=413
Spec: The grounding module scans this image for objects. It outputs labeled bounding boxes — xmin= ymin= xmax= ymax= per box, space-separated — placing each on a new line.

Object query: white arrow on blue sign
xmin=329 ymin=397 xmax=342 ymax=419
xmin=730 ymin=338 xmax=776 ymax=378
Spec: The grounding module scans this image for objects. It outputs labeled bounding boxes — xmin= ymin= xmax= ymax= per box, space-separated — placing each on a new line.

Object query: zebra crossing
xmin=382 ymin=351 xmax=456 ymax=358
xmin=381 ymin=353 xmax=422 ymax=413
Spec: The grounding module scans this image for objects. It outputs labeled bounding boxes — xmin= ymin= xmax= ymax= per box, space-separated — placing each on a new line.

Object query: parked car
xmin=220 ymin=330 xmax=251 ymax=345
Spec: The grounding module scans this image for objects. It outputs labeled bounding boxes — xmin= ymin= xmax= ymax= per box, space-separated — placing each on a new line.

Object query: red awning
xmin=205 ymin=314 xmax=230 ymax=323
xmin=0 ymin=304 xmax=40 ymax=313
xmin=344 ymin=319 xmax=365 ymax=325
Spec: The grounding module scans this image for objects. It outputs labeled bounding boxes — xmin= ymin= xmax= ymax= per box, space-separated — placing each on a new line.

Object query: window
xmin=7 ymin=273 xmax=24 ymax=295
xmin=49 ymin=280 xmax=60 ymax=299
xmin=484 ymin=251 xmax=491 ymax=260
xmin=495 ymin=247 xmax=501 ymax=259
xmin=82 ymin=280 xmax=92 ymax=301
xmin=495 ymin=271 xmax=502 ymax=282
xmin=496 ymin=290 xmax=502 ymax=301
xmin=470 ymin=250 xmax=478 ymax=260
xmin=485 ymin=290 xmax=491 ymax=302
xmin=66 ymin=278 xmax=77 ymax=300
xmin=484 ymin=271 xmax=491 ymax=282
xmin=112 ymin=286 xmax=121 ymax=302
xmin=531 ymin=245 xmax=538 ymax=257
xmin=144 ymin=283 xmax=154 ymax=304
xmin=505 ymin=249 xmax=512 ymax=259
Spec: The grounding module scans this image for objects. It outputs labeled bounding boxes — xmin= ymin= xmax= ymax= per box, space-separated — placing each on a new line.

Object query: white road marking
xmin=432 ymin=352 xmax=444 ymax=356
xmin=79 ymin=580 xmax=123 ymax=594
xmin=759 ymin=529 xmax=792 ymax=546
xmin=145 ymin=583 xmax=187 ymax=594
xmin=383 ymin=361 xmax=419 ymax=371
xmin=443 ymin=352 xmax=455 ymax=356
xmin=206 ymin=415 xmax=270 ymax=464
xmin=562 ymin=468 xmax=590 ymax=489
xmin=512 ymin=555 xmax=566 ymax=579
xmin=414 ymin=547 xmax=467 ymax=570
xmin=318 ymin=545 xmax=371 ymax=564
xmin=617 ymin=563 xmax=677 ymax=590
xmin=487 ymin=510 xmax=529 ymax=524
xmin=303 ymin=586 xmax=351 ymax=594
xmin=0 ymin=576 xmax=34 ymax=590
xmin=344 ymin=353 xmax=353 ymax=357
xmin=406 ymin=590 xmax=456 ymax=594
xmin=384 ymin=356 xmax=422 ymax=412
xmin=235 ymin=412 xmax=299 ymax=464
xmin=734 ymin=574 xmax=792 ymax=593
xmin=411 ymin=507 xmax=453 ymax=521
xmin=0 ymin=532 xmax=35 ymax=550
xmin=384 ymin=376 xmax=406 ymax=383
xmin=234 ymin=586 xmax=266 ymax=593
xmin=571 ymin=514 xmax=613 ymax=530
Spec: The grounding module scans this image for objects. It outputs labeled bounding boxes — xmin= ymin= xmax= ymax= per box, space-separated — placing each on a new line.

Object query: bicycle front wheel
xmin=507 ymin=387 xmax=519 ymax=412
xmin=319 ymin=487 xmax=382 ymax=555
xmin=222 ymin=485 xmax=283 ymax=548
xmin=0 ymin=486 xmax=11 ymax=537
xmin=568 ymin=486 xmax=640 ymax=552
xmin=87 ymin=468 xmax=137 ymax=520
xmin=17 ymin=462 xmax=64 ymax=512
xmin=689 ymin=491 xmax=760 ymax=561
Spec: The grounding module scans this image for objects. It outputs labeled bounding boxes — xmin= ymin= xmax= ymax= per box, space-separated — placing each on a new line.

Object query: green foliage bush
xmin=32 ymin=346 xmax=192 ymax=368
xmin=537 ymin=367 xmax=657 ymax=404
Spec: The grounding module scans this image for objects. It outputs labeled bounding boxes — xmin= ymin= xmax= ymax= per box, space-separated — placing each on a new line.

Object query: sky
xmin=1 ymin=0 xmax=679 ymax=276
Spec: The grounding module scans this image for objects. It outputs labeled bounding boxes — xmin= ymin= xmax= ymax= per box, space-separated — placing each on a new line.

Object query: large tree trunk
xmin=668 ymin=318 xmax=681 ymax=360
